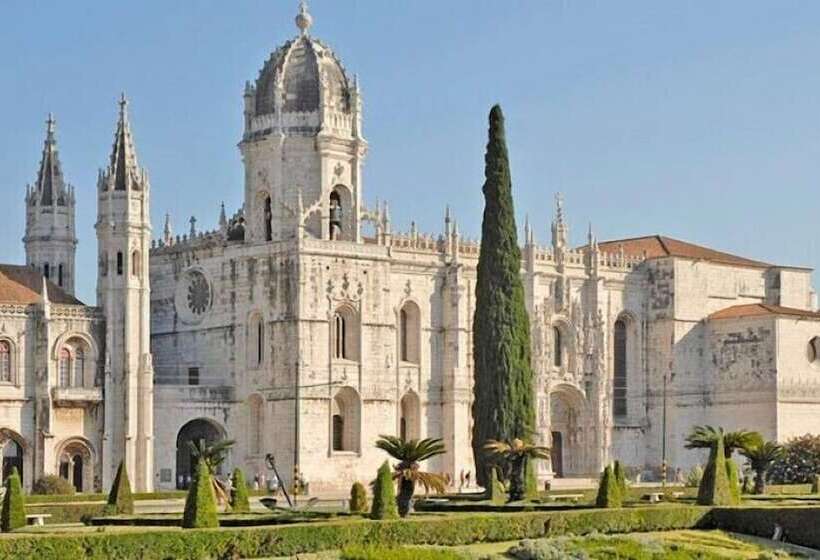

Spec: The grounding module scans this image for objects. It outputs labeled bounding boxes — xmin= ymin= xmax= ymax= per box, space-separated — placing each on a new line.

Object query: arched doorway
xmin=56 ymin=438 xmax=94 ymax=493
xmin=176 ymin=418 xmax=226 ymax=489
xmin=549 ymin=386 xmax=588 ymax=477
xmin=1 ymin=436 xmax=24 ymax=486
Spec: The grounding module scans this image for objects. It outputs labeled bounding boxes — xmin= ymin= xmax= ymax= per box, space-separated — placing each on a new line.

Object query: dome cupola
xmin=244 ymin=1 xmax=360 ymax=138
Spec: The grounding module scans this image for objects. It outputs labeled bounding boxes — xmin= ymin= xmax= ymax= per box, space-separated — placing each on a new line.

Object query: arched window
xmin=334 ymin=313 xmax=346 ymax=359
xmin=331 ymin=387 xmax=360 ymax=452
xmin=59 ymin=348 xmax=71 ymax=388
xmin=249 ymin=314 xmax=264 ymax=368
xmin=332 ymin=414 xmax=344 ymax=451
xmin=131 ymin=251 xmax=140 ymax=277
xmin=44 ymin=262 xmax=50 ymax=279
xmin=74 ymin=348 xmax=85 ymax=387
xmin=553 ymin=326 xmax=563 ymax=368
xmin=264 ymin=196 xmax=272 ymax=242
xmin=329 ymin=191 xmax=342 ymax=241
xmin=399 ymin=302 xmax=421 ymax=364
xmin=399 ymin=392 xmax=420 ymax=441
xmin=248 ymin=394 xmax=265 ymax=456
xmin=332 ymin=307 xmax=359 ymax=361
xmin=58 ymin=264 xmax=64 ymax=287
xmin=116 ymin=252 xmax=123 ymax=275
xmin=613 ymin=319 xmax=628 ymax=417
xmin=0 ymin=341 xmax=11 ymax=383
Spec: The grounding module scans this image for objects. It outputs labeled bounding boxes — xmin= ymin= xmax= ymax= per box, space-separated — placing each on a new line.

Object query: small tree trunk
xmin=508 ymin=456 xmax=525 ymax=502
xmin=397 ymin=478 xmax=415 ymax=517
xmin=754 ymin=469 xmax=766 ymax=495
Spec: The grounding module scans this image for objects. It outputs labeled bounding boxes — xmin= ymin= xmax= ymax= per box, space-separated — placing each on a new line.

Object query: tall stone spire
xmin=163 ymin=213 xmax=173 ymax=245
xmin=100 ymin=93 xmax=145 ymax=192
xmin=34 ymin=113 xmax=69 ymax=206
xmin=551 ymin=193 xmax=568 ymax=252
xmin=24 ymin=113 xmax=77 ymax=294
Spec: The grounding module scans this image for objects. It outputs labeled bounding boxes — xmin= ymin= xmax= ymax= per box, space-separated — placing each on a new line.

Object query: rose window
xmin=187 ymin=273 xmax=211 ymax=315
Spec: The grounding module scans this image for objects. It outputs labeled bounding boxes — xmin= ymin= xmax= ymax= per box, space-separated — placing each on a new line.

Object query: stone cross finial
xmin=189 ymin=215 xmax=197 ymax=236
xmin=46 ymin=113 xmax=55 ymax=138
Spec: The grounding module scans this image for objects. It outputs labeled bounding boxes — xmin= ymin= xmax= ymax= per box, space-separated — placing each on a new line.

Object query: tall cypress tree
xmin=471 ymin=105 xmax=536 ymax=487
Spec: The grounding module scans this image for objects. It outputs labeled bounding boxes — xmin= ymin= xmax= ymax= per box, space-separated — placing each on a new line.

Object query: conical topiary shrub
xmin=1 ymin=468 xmax=26 ymax=531
xmin=725 ymin=458 xmax=741 ymax=505
xmin=229 ymin=468 xmax=250 ymax=514
xmin=812 ymin=474 xmax=820 ymax=494
xmin=697 ymin=435 xmax=733 ymax=506
xmin=106 ymin=461 xmax=134 ymax=515
xmin=595 ymin=465 xmax=622 ymax=508
xmin=485 ymin=467 xmax=507 ymax=504
xmin=182 ymin=458 xmax=219 ymax=528
xmin=370 ymin=461 xmax=398 ymax=520
xmin=613 ymin=460 xmax=627 ymax=501
xmin=349 ymin=482 xmax=368 ymax=514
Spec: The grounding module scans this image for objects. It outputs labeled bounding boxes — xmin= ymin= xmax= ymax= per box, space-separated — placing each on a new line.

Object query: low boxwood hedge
xmin=708 ymin=506 xmax=820 ymax=549
xmin=25 ymin=489 xmax=271 ymax=505
xmin=25 ymin=502 xmax=106 ymax=524
xmin=0 ymin=506 xmax=710 ymax=559
xmin=414 ymin=500 xmax=588 ymax=513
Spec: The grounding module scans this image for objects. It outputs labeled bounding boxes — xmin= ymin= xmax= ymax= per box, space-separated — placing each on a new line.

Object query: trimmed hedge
xmin=0 ymin=506 xmax=711 ymax=559
xmin=26 ymin=502 xmax=106 ymax=524
xmin=25 ymin=489 xmax=271 ymax=505
xmin=709 ymin=506 xmax=820 ymax=549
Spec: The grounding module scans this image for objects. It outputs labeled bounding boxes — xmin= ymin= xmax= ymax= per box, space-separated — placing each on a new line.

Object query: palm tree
xmin=740 ymin=441 xmax=784 ymax=495
xmin=483 ymin=438 xmax=550 ymax=502
xmin=685 ymin=426 xmax=762 ymax=458
xmin=375 ymin=435 xmax=447 ymax=517
xmin=187 ymin=438 xmax=236 ymax=509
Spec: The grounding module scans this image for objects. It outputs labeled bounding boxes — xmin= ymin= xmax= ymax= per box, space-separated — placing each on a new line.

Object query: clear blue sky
xmin=1 ymin=1 xmax=818 ymax=303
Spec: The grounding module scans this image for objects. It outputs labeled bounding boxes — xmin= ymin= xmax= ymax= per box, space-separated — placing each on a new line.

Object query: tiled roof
xmin=0 ymin=264 xmax=83 ymax=305
xmin=595 ymin=235 xmax=770 ymax=269
xmin=709 ymin=303 xmax=820 ymax=321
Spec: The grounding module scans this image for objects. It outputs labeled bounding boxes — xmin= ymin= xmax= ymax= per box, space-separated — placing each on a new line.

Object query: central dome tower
xmin=240 ymin=1 xmax=366 ymax=243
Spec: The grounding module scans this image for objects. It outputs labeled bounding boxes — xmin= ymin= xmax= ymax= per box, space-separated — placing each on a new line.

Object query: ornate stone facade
xmin=3 ymin=3 xmax=820 ymax=494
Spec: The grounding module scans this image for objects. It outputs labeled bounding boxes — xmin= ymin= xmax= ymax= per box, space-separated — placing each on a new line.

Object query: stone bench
xmin=642 ymin=492 xmax=664 ymax=503
xmin=26 ymin=513 xmax=51 ymax=526
xmin=547 ymin=493 xmax=585 ymax=503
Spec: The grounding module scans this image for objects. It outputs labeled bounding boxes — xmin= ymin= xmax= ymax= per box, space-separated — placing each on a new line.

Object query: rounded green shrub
xmin=230 ymin=468 xmax=250 ymax=514
xmin=32 ymin=474 xmax=75 ymax=496
xmin=1 ymin=468 xmax=26 ymax=531
xmin=349 ymin=482 xmax=368 ymax=513
xmin=370 ymin=461 xmax=398 ymax=520
xmin=182 ymin=458 xmax=219 ymax=529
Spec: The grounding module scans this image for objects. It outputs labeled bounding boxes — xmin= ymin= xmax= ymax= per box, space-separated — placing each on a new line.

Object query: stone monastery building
xmin=1 ymin=3 xmax=819 ymax=493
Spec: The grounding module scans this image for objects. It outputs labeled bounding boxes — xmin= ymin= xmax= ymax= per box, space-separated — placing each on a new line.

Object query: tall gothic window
xmin=399 ymin=302 xmax=421 ymax=364
xmin=58 ymin=264 xmax=64 ymax=287
xmin=131 ymin=251 xmax=140 ymax=277
xmin=613 ymin=319 xmax=628 ymax=417
xmin=74 ymin=348 xmax=85 ymax=387
xmin=329 ymin=191 xmax=342 ymax=241
xmin=116 ymin=252 xmax=123 ymax=275
xmin=59 ymin=348 xmax=71 ymax=387
xmin=334 ymin=313 xmax=346 ymax=359
xmin=0 ymin=341 xmax=11 ymax=383
xmin=249 ymin=314 xmax=264 ymax=367
xmin=553 ymin=326 xmax=563 ymax=368
xmin=44 ymin=262 xmax=50 ymax=279
xmin=264 ymin=197 xmax=272 ymax=242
